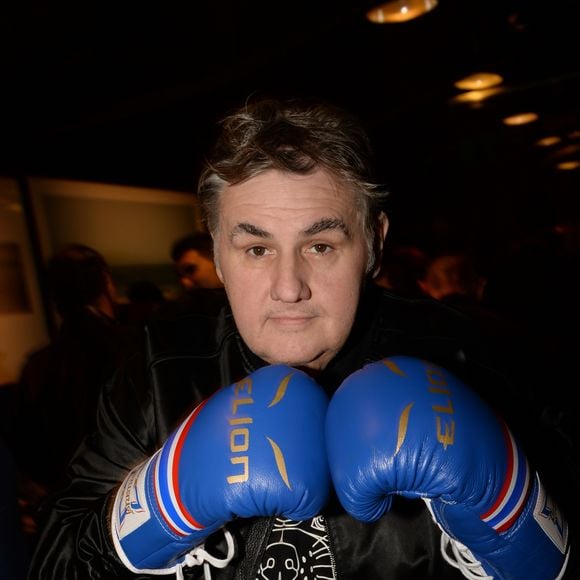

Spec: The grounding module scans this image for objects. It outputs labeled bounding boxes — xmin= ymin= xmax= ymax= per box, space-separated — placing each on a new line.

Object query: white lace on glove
xmin=175 ymin=528 xmax=236 ymax=580
xmin=423 ymin=498 xmax=492 ymax=580
xmin=439 ymin=532 xmax=493 ymax=580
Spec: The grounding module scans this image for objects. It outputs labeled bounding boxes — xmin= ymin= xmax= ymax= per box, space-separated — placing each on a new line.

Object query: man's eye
xmin=248 ymin=246 xmax=268 ymax=257
xmin=310 ymin=243 xmax=332 ymax=254
xmin=177 ymin=264 xmax=198 ymax=277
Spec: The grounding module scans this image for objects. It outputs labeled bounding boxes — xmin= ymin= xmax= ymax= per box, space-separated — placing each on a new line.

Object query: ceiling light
xmin=502 ymin=112 xmax=539 ymax=126
xmin=554 ymin=144 xmax=580 ymax=156
xmin=366 ymin=0 xmax=438 ymax=23
xmin=556 ymin=160 xmax=580 ymax=170
xmin=454 ymin=72 xmax=503 ymax=91
xmin=451 ymin=87 xmax=503 ymax=104
xmin=535 ymin=136 xmax=561 ymax=147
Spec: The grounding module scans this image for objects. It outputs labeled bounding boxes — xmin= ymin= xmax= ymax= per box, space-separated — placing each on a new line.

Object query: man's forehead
xmin=179 ymin=249 xmax=210 ymax=263
xmin=217 ymin=168 xmax=361 ymax=236
xmin=219 ymin=168 xmax=355 ymax=204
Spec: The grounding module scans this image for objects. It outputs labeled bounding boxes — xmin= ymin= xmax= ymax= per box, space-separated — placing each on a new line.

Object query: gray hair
xmin=197 ymin=98 xmax=389 ymax=273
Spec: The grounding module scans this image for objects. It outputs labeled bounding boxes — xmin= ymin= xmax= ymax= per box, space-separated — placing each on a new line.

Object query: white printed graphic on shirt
xmin=257 ymin=516 xmax=336 ymax=580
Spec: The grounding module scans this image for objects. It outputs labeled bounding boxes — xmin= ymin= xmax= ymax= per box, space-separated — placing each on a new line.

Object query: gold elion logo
xmin=381 ymin=359 xmax=456 ymax=452
xmin=227 ymin=373 xmax=293 ymax=489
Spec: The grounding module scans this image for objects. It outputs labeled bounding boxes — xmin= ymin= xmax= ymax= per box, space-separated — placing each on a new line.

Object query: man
xmin=171 ymin=232 xmax=223 ymax=292
xmin=14 ymin=244 xmax=132 ymax=555
xmin=165 ymin=232 xmax=226 ymax=318
xmin=373 ymin=243 xmax=428 ymax=298
xmin=0 ymin=422 xmax=27 ymax=579
xmin=419 ymin=252 xmax=486 ymax=307
xmin=29 ymin=98 xmax=576 ymax=579
xmin=16 ymin=244 xmax=123 ymax=493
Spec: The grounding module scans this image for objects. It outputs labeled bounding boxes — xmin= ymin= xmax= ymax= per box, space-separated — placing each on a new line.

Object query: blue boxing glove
xmin=112 ymin=365 xmax=330 ymax=577
xmin=326 ymin=356 xmax=570 ymax=580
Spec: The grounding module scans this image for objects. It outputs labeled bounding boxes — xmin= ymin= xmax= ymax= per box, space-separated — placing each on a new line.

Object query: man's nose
xmin=180 ymin=276 xmax=197 ymax=290
xmin=270 ymin=253 xmax=311 ymax=303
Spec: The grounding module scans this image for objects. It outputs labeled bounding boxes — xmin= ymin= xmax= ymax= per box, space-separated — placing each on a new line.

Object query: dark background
xmin=2 ymin=0 xmax=580 ymax=262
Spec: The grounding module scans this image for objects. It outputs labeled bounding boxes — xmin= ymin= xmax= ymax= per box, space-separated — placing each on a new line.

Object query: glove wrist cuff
xmin=111 ymin=454 xmax=207 ymax=571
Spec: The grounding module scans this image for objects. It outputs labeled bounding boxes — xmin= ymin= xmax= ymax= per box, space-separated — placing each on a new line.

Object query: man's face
xmin=214 ymin=168 xmax=370 ymax=371
xmin=175 ymin=249 xmax=222 ymax=290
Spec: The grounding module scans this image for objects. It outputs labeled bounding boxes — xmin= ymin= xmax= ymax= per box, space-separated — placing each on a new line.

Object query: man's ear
xmin=216 ymin=264 xmax=224 ymax=284
xmin=100 ymin=272 xmax=118 ymax=319
xmin=378 ymin=211 xmax=389 ymax=245
xmin=104 ymin=272 xmax=117 ymax=302
xmin=212 ymin=234 xmax=225 ymax=283
xmin=371 ymin=211 xmax=389 ymax=279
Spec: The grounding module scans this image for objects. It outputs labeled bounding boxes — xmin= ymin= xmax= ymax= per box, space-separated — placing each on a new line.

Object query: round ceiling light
xmin=451 ymin=87 xmax=503 ymax=104
xmin=454 ymin=72 xmax=504 ymax=91
xmin=536 ymin=136 xmax=561 ymax=147
xmin=502 ymin=112 xmax=539 ymax=126
xmin=366 ymin=0 xmax=438 ymax=23
xmin=556 ymin=160 xmax=580 ymax=170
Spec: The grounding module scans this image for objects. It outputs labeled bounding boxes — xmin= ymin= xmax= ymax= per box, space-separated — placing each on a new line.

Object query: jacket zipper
xmin=323 ymin=515 xmax=339 ymax=579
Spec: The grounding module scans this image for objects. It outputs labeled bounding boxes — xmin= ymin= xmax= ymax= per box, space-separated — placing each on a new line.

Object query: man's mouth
xmin=268 ymin=314 xmax=315 ymax=327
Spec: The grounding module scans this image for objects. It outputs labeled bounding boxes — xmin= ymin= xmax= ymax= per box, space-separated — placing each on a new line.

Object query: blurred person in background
xmin=373 ymin=243 xmax=428 ymax=298
xmin=162 ymin=231 xmax=226 ymax=317
xmin=119 ymin=279 xmax=167 ymax=326
xmin=171 ymin=232 xmax=223 ymax=292
xmin=13 ymin=244 xmax=130 ymax=546
xmin=0 ymin=392 xmax=27 ymax=579
xmin=419 ymin=252 xmax=486 ymax=309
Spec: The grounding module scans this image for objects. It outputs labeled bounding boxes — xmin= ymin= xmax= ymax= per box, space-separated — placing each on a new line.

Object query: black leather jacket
xmin=28 ymin=285 xmax=577 ymax=579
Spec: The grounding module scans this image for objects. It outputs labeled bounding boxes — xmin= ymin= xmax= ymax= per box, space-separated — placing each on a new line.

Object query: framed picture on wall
xmin=0 ymin=177 xmax=49 ymax=384
xmin=26 ymin=177 xmax=204 ymax=301
xmin=0 ymin=242 xmax=31 ymax=314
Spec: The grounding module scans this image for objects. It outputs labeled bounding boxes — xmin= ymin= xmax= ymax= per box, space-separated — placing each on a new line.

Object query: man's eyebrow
xmin=303 ymin=218 xmax=350 ymax=237
xmin=230 ymin=223 xmax=271 ymax=240
xmin=229 ymin=218 xmax=350 ymax=241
